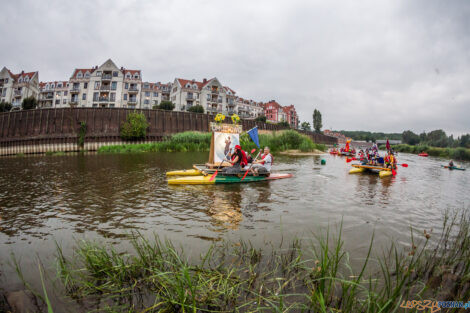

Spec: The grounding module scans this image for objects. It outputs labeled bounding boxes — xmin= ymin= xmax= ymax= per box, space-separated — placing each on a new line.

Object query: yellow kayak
xmin=168 ymin=173 xmax=293 ymax=185
xmin=349 ymin=164 xmax=393 ymax=178
xmin=166 ymin=169 xmax=201 ymax=176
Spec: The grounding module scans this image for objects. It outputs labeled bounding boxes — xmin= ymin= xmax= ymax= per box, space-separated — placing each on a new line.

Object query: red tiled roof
xmin=39 ymin=81 xmax=68 ymax=90
xmin=177 ymin=78 xmax=205 ymax=90
xmin=71 ymin=68 xmax=94 ymax=79
xmin=123 ymin=69 xmax=141 ymax=76
xmin=224 ymin=86 xmax=236 ymax=94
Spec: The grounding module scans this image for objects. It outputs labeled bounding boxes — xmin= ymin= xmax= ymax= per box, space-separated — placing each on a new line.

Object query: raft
xmin=166 ymin=169 xmax=202 ymax=176
xmin=418 ymin=153 xmax=428 ymax=157
xmin=349 ymin=164 xmax=393 ymax=178
xmin=168 ymin=173 xmax=293 ymax=185
xmin=442 ymin=165 xmax=466 ymax=171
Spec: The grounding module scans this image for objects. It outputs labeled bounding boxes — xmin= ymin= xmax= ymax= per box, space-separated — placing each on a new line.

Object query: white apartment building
xmin=236 ymin=98 xmax=264 ymax=119
xmin=38 ymin=81 xmax=70 ymax=108
xmin=140 ymin=82 xmax=172 ymax=109
xmin=0 ymin=67 xmax=39 ymax=109
xmin=68 ymin=59 xmax=142 ymax=108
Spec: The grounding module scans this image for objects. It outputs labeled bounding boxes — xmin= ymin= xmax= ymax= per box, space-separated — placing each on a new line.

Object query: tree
xmin=426 ymin=129 xmax=448 ymax=147
xmin=313 ymin=109 xmax=322 ymax=133
xmin=120 ymin=112 xmax=149 ymax=141
xmin=459 ymin=134 xmax=470 ymax=148
xmin=278 ymin=121 xmax=290 ymax=128
xmin=255 ymin=115 xmax=267 ymax=123
xmin=402 ymin=130 xmax=420 ymax=145
xmin=300 ymin=121 xmax=311 ymax=131
xmin=158 ymin=100 xmax=175 ymax=111
xmin=21 ymin=96 xmax=38 ymax=110
xmin=187 ymin=105 xmax=204 ymax=113
xmin=0 ymin=101 xmax=12 ymax=112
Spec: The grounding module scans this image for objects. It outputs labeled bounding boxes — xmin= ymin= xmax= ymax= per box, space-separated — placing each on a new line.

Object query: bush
xmin=158 ymin=101 xmax=175 ymax=111
xmin=187 ymin=105 xmax=204 ymax=113
xmin=278 ymin=121 xmax=290 ymax=128
xmin=21 ymin=96 xmax=37 ymax=110
xmin=120 ymin=112 xmax=149 ymax=141
xmin=255 ymin=115 xmax=266 ymax=123
xmin=0 ymin=101 xmax=12 ymax=112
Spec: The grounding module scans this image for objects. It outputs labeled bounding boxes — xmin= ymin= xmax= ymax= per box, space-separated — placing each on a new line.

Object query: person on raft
xmin=222 ymin=145 xmax=247 ymax=174
xmin=250 ymin=146 xmax=273 ymax=176
xmin=449 ymin=160 xmax=454 ymax=167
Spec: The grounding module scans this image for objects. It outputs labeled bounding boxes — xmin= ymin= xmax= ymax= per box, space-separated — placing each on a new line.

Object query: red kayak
xmin=418 ymin=153 xmax=428 ymax=157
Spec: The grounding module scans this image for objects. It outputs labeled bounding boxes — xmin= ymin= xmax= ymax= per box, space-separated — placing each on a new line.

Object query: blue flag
xmin=247 ymin=126 xmax=260 ymax=148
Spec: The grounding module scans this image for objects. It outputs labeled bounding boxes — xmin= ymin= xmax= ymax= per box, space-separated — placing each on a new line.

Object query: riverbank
xmin=97 ymin=130 xmax=326 ymax=154
xmin=381 ymin=144 xmax=470 ymax=161
xmin=7 ymin=210 xmax=469 ymax=312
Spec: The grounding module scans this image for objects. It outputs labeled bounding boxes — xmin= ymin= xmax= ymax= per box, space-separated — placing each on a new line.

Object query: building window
xmin=93 ymin=92 xmax=99 ymax=101
xmin=96 ymin=71 xmax=102 ymax=76
xmin=58 ymin=83 xmax=62 ymax=88
xmin=145 ymin=91 xmax=150 ymax=97
xmin=93 ymin=103 xmax=98 ymax=107
xmin=110 ymin=93 xmax=115 ymax=101
xmin=112 ymin=71 xmax=118 ymax=77
xmin=56 ymin=91 xmax=61 ymax=96
xmin=82 ymin=93 xmax=86 ymax=100
xmin=125 ymin=83 xmax=128 ymax=89
xmin=85 ymin=72 xmax=90 ymax=78
xmin=77 ymin=72 xmax=82 ymax=78
xmin=4 ymin=78 xmax=8 ymax=83
xmin=124 ymin=94 xmax=128 ymax=100
xmin=144 ymin=84 xmax=149 ymax=89
xmin=144 ymin=99 xmax=149 ymax=105
xmin=111 ymin=82 xmax=117 ymax=90
xmin=126 ymin=74 xmax=131 ymax=79
xmin=63 ymin=99 xmax=67 ymax=104
xmin=153 ymin=92 xmax=158 ymax=97
xmin=84 ymin=82 xmax=88 ymax=89
xmin=64 ymin=91 xmax=68 ymax=96
xmin=55 ymin=99 xmax=60 ymax=104
xmin=94 ymin=82 xmax=100 ymax=89
xmin=134 ymin=74 xmax=139 ymax=79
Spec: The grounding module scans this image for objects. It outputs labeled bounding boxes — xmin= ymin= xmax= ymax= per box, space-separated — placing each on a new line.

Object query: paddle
xmin=241 ymin=149 xmax=261 ymax=181
xmin=397 ymin=163 xmax=408 ymax=167
xmin=209 ymin=149 xmax=232 ymax=182
xmin=346 ymin=157 xmax=357 ymax=163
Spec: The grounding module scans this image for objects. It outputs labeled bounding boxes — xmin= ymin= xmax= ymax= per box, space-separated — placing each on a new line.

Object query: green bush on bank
xmin=99 ymin=130 xmax=325 ymax=154
xmin=386 ymin=144 xmax=470 ymax=161
xmin=120 ymin=112 xmax=150 ymax=141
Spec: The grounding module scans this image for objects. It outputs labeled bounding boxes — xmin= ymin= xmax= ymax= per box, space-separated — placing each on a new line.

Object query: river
xmin=0 ymin=151 xmax=469 ymax=305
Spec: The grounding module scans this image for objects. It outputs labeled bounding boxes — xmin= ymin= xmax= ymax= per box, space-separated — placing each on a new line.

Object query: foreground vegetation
xmin=98 ymin=130 xmax=325 ymax=154
xmin=11 ymin=210 xmax=470 ymax=312
xmin=384 ymin=144 xmax=470 ymax=161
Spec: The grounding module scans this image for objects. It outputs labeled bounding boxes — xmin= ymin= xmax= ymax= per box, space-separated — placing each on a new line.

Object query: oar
xmin=397 ymin=163 xmax=408 ymax=167
xmin=209 ymin=149 xmax=232 ymax=182
xmin=241 ymin=149 xmax=261 ymax=181
xmin=346 ymin=157 xmax=357 ymax=163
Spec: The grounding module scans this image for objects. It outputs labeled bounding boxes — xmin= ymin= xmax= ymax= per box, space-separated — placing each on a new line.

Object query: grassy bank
xmin=13 ymin=210 xmax=470 ymax=312
xmin=97 ymin=130 xmax=325 ymax=154
xmin=381 ymin=144 xmax=470 ymax=161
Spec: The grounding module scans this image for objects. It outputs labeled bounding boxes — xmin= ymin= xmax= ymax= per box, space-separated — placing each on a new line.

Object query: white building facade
xmin=0 ymin=67 xmax=39 ymax=109
xmin=38 ymin=81 xmax=70 ymax=108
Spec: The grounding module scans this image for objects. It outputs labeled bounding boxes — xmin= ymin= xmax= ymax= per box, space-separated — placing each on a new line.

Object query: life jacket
xmin=390 ymin=155 xmax=396 ymax=164
xmin=261 ymin=153 xmax=273 ymax=165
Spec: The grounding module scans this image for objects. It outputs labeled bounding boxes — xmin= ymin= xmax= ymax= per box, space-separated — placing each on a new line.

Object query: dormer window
xmin=85 ymin=72 xmax=90 ymax=78
xmin=185 ymin=83 xmax=191 ymax=88
xmin=193 ymin=84 xmax=197 ymax=89
xmin=19 ymin=78 xmax=23 ymax=83
xmin=96 ymin=71 xmax=102 ymax=77
xmin=134 ymin=74 xmax=139 ymax=79
xmin=126 ymin=74 xmax=131 ymax=79
xmin=24 ymin=76 xmax=29 ymax=82
xmin=77 ymin=72 xmax=83 ymax=78
xmin=58 ymin=83 xmax=62 ymax=88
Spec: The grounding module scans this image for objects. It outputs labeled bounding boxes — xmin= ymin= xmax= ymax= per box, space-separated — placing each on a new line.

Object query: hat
xmin=234 ymin=145 xmax=241 ymax=150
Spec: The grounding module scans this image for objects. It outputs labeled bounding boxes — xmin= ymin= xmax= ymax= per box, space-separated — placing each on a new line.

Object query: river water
xmin=0 ymin=151 xmax=469 ymax=300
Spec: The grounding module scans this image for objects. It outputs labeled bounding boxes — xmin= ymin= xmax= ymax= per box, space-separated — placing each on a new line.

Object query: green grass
xmin=13 ymin=209 xmax=470 ymax=312
xmin=98 ymin=130 xmax=326 ymax=154
xmin=382 ymin=144 xmax=470 ymax=161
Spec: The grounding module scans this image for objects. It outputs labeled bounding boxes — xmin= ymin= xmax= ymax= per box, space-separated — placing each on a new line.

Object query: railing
xmin=102 ymin=74 xmax=112 ymax=80
xmin=100 ymin=86 xmax=110 ymax=91
xmin=99 ymin=97 xmax=109 ymax=102
xmin=71 ymin=87 xmax=80 ymax=92
xmin=129 ymin=87 xmax=138 ymax=92
xmin=128 ymin=99 xmax=137 ymax=103
xmin=14 ymin=90 xmax=22 ymax=97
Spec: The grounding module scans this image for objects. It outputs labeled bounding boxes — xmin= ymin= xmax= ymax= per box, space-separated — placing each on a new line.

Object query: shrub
xmin=21 ymin=96 xmax=38 ymax=110
xmin=255 ymin=115 xmax=266 ymax=123
xmin=0 ymin=100 xmax=12 ymax=112
xmin=187 ymin=105 xmax=204 ymax=113
xmin=120 ymin=112 xmax=149 ymax=141
xmin=158 ymin=101 xmax=175 ymax=111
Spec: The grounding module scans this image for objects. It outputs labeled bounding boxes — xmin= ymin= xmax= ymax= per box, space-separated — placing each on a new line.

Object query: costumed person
xmin=251 ymin=146 xmax=273 ymax=176
xmin=224 ymin=136 xmax=231 ymax=156
xmin=222 ymin=145 xmax=247 ymax=175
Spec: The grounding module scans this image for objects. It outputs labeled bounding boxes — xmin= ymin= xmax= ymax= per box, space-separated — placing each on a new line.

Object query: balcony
xmin=71 ymin=87 xmax=80 ymax=93
xmin=211 ymin=89 xmax=219 ymax=94
xmin=128 ymin=99 xmax=137 ymax=104
xmin=207 ymin=107 xmax=219 ymax=113
xmin=128 ymin=87 xmax=138 ymax=93
xmin=99 ymin=97 xmax=109 ymax=102
xmin=100 ymin=85 xmax=110 ymax=91
xmin=186 ymin=95 xmax=194 ymax=100
xmin=102 ymin=74 xmax=112 ymax=81
xmin=70 ymin=99 xmax=79 ymax=105
xmin=14 ymin=90 xmax=22 ymax=97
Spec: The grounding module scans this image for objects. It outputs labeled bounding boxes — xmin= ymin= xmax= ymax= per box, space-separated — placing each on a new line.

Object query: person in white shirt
xmin=251 ymin=146 xmax=273 ymax=176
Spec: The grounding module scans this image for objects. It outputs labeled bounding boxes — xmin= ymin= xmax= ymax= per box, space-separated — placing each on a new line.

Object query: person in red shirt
xmin=223 ymin=145 xmax=247 ymax=174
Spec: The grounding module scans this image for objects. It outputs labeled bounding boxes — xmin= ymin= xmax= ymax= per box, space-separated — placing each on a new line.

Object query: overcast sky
xmin=1 ymin=0 xmax=469 ymax=135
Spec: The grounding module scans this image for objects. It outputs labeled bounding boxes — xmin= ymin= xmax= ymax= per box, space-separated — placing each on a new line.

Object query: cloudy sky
xmin=1 ymin=0 xmax=469 ymax=135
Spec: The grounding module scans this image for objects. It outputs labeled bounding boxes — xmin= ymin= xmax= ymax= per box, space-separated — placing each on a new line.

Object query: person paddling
xmin=251 ymin=146 xmax=273 ymax=176
xmin=449 ymin=160 xmax=454 ymax=168
xmin=223 ymin=145 xmax=247 ymax=175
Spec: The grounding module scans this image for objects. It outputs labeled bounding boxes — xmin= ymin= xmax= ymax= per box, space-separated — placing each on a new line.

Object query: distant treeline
xmin=335 ymin=130 xmax=402 ymax=142
xmin=402 ymin=129 xmax=470 ymax=148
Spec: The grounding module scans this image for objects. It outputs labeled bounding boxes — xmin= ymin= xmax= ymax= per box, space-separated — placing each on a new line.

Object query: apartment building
xmin=68 ymin=59 xmax=142 ymax=108
xmin=282 ymin=104 xmax=299 ymax=128
xmin=263 ymin=100 xmax=299 ymax=127
xmin=236 ymin=98 xmax=264 ymax=119
xmin=140 ymin=82 xmax=173 ymax=109
xmin=38 ymin=81 xmax=70 ymax=108
xmin=0 ymin=67 xmax=39 ymax=109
